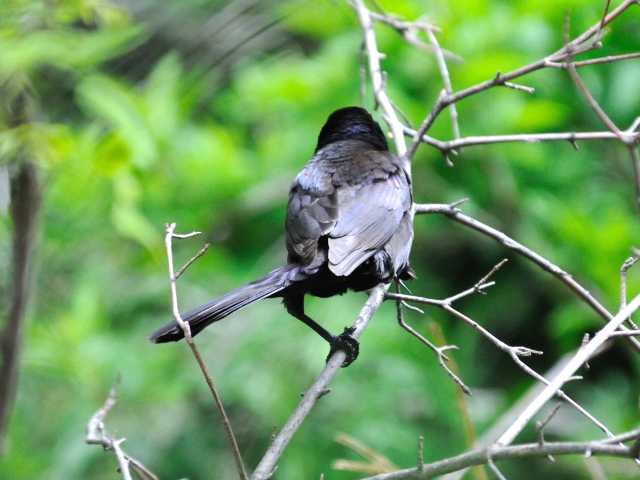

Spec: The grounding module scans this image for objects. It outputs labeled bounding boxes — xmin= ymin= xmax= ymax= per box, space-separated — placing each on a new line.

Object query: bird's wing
xmin=285 ymin=162 xmax=340 ymax=266
xmin=327 ymin=165 xmax=411 ymax=276
xmin=285 ymin=148 xmax=411 ymax=275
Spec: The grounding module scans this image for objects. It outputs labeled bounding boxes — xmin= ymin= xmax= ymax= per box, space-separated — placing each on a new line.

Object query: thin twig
xmin=86 ymin=378 xmax=160 ymax=480
xmin=351 ymin=0 xmax=408 ymax=158
xmin=0 ymin=160 xmax=40 ymax=451
xmin=393 ymin=281 xmax=469 ymax=394
xmin=165 ymin=223 xmax=248 ymax=480
xmin=368 ymin=12 xmax=463 ymax=62
xmin=402 ymin=0 xmax=638 ymax=161
xmin=566 ymin=53 xmax=623 ymax=139
xmin=536 ymin=403 xmax=562 ymax=446
xmin=403 ymin=125 xmax=640 ymax=154
xmin=391 ymin=290 xmax=543 ymax=359
xmin=497 ymin=293 xmax=640 ymax=446
xmin=487 ymin=452 xmax=508 ymax=480
xmin=414 ymin=202 xmax=640 ymax=353
xmin=417 ymin=436 xmax=424 ymax=468
xmin=175 ymin=243 xmax=210 ymax=280
xmin=425 ymin=28 xmax=460 ymax=141
xmin=546 ymin=52 xmax=640 ymax=68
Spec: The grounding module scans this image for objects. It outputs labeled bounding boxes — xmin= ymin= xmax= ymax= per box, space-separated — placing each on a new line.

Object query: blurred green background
xmin=1 ymin=0 xmax=639 ymax=479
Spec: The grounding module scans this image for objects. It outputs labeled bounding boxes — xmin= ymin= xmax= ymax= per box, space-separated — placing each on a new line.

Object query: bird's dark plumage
xmin=149 ymin=106 xmax=414 ymax=366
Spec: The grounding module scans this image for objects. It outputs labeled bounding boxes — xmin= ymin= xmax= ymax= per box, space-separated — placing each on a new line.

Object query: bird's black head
xmin=315 ymin=106 xmax=389 ymax=153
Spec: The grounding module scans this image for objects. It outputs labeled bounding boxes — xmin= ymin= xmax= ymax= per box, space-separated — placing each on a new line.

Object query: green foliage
xmin=1 ymin=0 xmax=639 ymax=479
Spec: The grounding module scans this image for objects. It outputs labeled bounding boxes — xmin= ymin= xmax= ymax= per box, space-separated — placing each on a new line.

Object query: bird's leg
xmin=283 ymin=294 xmax=359 ymax=367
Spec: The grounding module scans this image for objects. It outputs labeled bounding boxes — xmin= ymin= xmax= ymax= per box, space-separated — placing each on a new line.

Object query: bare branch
xmin=620 ymin=256 xmax=639 ymax=328
xmin=403 ymin=124 xmax=640 ymax=154
xmin=251 ymin=286 xmax=389 ymax=480
xmin=367 ymin=12 xmax=462 ymax=62
xmin=358 ymin=429 xmax=640 ymax=480
xmin=536 ymin=403 xmax=562 ymax=447
xmin=497 ymin=293 xmax=640 ymax=446
xmin=566 ymin=56 xmax=623 ymax=139
xmin=414 ymin=202 xmax=640 ymax=353
xmin=0 ymin=90 xmax=41 ymax=450
xmin=402 ymin=0 xmax=638 ymax=161
xmin=487 ymin=452 xmax=508 ymax=480
xmin=86 ymin=378 xmax=160 ymax=480
xmin=165 ymin=223 xmax=248 ymax=480
xmin=417 ymin=437 xmax=424 ymax=468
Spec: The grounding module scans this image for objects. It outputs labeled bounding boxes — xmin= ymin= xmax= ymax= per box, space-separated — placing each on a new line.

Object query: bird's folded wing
xmin=328 ymin=173 xmax=410 ymax=276
xmin=286 ymin=154 xmax=410 ymax=276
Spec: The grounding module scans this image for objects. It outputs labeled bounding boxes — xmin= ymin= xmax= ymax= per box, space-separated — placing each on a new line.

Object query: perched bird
xmin=149 ymin=106 xmax=414 ymax=366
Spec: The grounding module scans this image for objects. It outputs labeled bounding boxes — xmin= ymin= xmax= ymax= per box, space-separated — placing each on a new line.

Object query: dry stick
xmin=359 ymin=430 xmax=640 ymax=480
xmin=486 ymin=454 xmax=507 ymax=480
xmin=536 ymin=402 xmax=562 ymax=458
xmin=251 ymin=286 xmax=389 ymax=480
xmin=86 ymin=378 xmax=160 ymax=480
xmin=429 ymin=322 xmax=490 ymax=480
xmin=498 ymin=292 xmax=640 ymax=446
xmin=388 ymin=285 xmax=630 ymax=438
xmin=389 ymin=289 xmax=542 ymax=358
xmin=566 ymin=55 xmax=623 ymax=138
xmin=414 ymin=202 xmax=640 ymax=352
xmin=164 ymin=223 xmax=248 ymax=480
xmin=630 ymin=146 xmax=640 ymax=207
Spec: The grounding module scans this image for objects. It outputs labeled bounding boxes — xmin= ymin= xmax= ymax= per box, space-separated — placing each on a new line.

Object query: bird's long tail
xmin=149 ymin=265 xmax=294 ymax=343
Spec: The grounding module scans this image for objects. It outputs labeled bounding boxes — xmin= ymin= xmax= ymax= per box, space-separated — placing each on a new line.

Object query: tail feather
xmin=149 ymin=266 xmax=291 ymax=343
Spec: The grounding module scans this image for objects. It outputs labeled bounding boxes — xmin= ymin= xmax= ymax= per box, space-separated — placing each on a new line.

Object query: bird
xmin=149 ymin=106 xmax=415 ymax=367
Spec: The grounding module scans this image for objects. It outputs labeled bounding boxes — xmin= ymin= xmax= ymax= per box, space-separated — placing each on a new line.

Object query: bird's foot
xmin=327 ymin=326 xmax=359 ymax=368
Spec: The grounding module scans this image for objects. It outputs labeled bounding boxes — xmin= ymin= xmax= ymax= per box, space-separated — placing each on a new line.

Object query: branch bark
xmin=360 ymin=434 xmax=639 ymax=480
xmin=251 ymin=286 xmax=388 ymax=480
